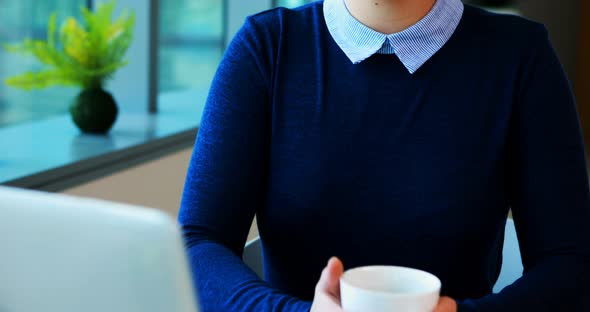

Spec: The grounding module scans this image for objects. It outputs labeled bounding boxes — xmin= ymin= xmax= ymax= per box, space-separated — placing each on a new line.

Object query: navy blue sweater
xmin=179 ymin=3 xmax=590 ymax=311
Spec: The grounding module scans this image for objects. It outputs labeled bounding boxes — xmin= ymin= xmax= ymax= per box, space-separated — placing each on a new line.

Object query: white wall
xmin=62 ymin=147 xmax=259 ymax=241
xmin=64 ymin=148 xmax=192 ymax=215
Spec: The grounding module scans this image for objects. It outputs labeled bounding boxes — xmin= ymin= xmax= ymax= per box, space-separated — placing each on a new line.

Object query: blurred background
xmin=0 ymin=0 xmax=588 ymax=221
xmin=0 ymin=0 xmax=587 ymax=128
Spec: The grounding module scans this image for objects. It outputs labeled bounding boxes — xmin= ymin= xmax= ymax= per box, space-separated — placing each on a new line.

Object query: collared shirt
xmin=323 ymin=0 xmax=464 ymax=73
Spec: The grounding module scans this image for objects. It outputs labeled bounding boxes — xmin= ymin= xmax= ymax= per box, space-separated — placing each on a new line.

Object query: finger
xmin=311 ymin=292 xmax=345 ymax=312
xmin=316 ymin=257 xmax=344 ymax=299
xmin=433 ymin=296 xmax=457 ymax=312
xmin=326 ymin=257 xmax=344 ymax=299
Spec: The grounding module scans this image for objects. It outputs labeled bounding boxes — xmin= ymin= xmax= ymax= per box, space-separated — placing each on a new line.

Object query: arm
xmin=178 ymin=17 xmax=312 ymax=312
xmin=458 ymin=26 xmax=590 ymax=311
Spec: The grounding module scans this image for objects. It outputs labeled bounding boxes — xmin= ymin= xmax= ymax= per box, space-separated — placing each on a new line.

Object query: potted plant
xmin=3 ymin=1 xmax=135 ymax=134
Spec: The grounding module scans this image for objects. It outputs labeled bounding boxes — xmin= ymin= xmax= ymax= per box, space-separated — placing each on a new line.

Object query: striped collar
xmin=323 ymin=0 xmax=464 ymax=73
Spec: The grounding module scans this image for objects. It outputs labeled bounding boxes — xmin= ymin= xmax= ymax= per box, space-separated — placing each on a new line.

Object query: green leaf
xmin=81 ymin=6 xmax=95 ymax=30
xmin=31 ymin=41 xmax=59 ymax=65
xmin=48 ymin=13 xmax=57 ymax=48
xmin=4 ymin=0 xmax=135 ymax=90
xmin=3 ymin=40 xmax=32 ymax=54
xmin=5 ymin=70 xmax=77 ymax=90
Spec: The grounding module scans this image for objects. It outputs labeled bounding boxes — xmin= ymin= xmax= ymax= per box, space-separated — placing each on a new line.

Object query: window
xmin=158 ymin=0 xmax=225 ymax=96
xmin=1 ymin=0 xmax=321 ymax=129
xmin=274 ymin=0 xmax=316 ymax=8
xmin=0 ymin=0 xmax=86 ymax=128
xmin=0 ymin=0 xmax=226 ymax=187
xmin=0 ymin=0 xmax=227 ymax=128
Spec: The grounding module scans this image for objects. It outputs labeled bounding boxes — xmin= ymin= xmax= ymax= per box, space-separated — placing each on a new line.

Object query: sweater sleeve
xmin=178 ymin=16 xmax=312 ymax=312
xmin=458 ymin=26 xmax=590 ymax=311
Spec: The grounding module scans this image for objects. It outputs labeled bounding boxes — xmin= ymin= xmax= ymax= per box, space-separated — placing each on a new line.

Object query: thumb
xmin=316 ymin=257 xmax=344 ymax=299
xmin=433 ymin=296 xmax=457 ymax=312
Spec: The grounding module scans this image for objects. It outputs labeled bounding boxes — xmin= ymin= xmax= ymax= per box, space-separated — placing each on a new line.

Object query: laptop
xmin=0 ymin=186 xmax=199 ymax=312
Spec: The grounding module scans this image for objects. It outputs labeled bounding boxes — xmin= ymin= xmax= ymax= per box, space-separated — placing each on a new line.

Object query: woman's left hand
xmin=433 ymin=296 xmax=457 ymax=312
xmin=312 ymin=257 xmax=457 ymax=312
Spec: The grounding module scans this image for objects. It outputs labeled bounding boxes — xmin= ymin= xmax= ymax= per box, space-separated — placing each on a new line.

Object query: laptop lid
xmin=0 ymin=186 xmax=199 ymax=312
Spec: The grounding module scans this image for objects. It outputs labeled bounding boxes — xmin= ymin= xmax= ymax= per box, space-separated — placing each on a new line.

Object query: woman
xmin=179 ymin=0 xmax=590 ymax=311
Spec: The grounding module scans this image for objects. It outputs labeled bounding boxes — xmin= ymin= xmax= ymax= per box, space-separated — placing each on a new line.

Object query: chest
xmin=273 ymin=53 xmax=513 ymax=168
xmin=262 ymin=43 xmax=518 ymax=226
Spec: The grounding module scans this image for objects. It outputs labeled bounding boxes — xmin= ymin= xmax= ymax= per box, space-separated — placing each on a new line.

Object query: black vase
xmin=69 ymin=88 xmax=118 ymax=134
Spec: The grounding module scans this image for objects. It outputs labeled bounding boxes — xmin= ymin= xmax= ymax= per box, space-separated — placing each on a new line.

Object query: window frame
xmin=0 ymin=0 xmax=236 ymax=190
xmin=0 ymin=0 xmax=289 ymax=191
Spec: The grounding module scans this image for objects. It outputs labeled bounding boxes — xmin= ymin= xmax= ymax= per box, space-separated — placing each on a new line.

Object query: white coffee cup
xmin=340 ymin=265 xmax=441 ymax=312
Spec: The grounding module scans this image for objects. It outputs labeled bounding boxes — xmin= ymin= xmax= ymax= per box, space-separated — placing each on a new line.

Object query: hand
xmin=433 ymin=296 xmax=457 ymax=312
xmin=310 ymin=257 xmax=457 ymax=312
xmin=311 ymin=257 xmax=345 ymax=312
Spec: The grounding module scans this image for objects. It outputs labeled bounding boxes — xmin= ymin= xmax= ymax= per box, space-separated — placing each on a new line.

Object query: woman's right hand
xmin=311 ymin=257 xmax=345 ymax=312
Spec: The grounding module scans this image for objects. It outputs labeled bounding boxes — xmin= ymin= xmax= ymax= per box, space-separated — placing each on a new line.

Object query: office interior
xmin=0 ymin=0 xmax=588 ymax=310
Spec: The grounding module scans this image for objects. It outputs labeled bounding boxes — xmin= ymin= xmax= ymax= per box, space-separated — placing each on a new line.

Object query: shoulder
xmin=229 ymin=2 xmax=324 ymax=70
xmin=461 ymin=5 xmax=549 ymax=49
xmin=224 ymin=3 xmax=323 ymax=87
xmin=241 ymin=2 xmax=324 ymax=43
xmin=247 ymin=1 xmax=323 ymax=27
